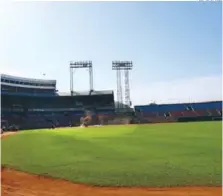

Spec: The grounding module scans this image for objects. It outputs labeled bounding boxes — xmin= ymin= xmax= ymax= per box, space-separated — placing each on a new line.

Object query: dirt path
xmin=1 ymin=168 xmax=221 ymax=196
xmin=1 ymin=132 xmax=222 ymax=196
xmin=0 ymin=132 xmax=17 ymax=139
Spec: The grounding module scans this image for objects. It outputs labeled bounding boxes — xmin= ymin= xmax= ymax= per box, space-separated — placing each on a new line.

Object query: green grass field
xmin=1 ymin=121 xmax=222 ymax=187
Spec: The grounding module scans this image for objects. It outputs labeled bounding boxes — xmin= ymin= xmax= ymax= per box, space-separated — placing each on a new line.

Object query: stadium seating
xmin=1 ymin=74 xmax=115 ymax=129
xmin=169 ymin=111 xmax=183 ymax=117
xmin=195 ymin=110 xmax=210 ymax=116
xmin=135 ymin=101 xmax=222 ymax=123
xmin=181 ymin=111 xmax=197 ymax=117
xmin=209 ymin=109 xmax=221 ymax=116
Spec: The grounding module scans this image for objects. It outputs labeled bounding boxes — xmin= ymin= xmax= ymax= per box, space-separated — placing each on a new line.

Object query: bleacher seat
xmin=169 ymin=111 xmax=183 ymax=117
xmin=209 ymin=109 xmax=221 ymax=116
xmin=134 ymin=101 xmax=222 ymax=123
xmin=195 ymin=110 xmax=210 ymax=116
xmin=181 ymin=111 xmax=197 ymax=117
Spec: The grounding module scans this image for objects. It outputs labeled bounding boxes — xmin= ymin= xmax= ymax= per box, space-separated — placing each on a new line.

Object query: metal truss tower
xmin=70 ymin=61 xmax=93 ymax=95
xmin=112 ymin=61 xmax=133 ymax=110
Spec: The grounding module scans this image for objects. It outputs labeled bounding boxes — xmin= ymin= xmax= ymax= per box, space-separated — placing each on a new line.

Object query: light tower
xmin=112 ymin=61 xmax=133 ymax=111
xmin=69 ymin=61 xmax=93 ymax=95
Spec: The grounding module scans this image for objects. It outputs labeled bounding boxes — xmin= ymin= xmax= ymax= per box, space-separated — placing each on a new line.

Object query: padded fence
xmin=177 ymin=116 xmax=222 ymax=122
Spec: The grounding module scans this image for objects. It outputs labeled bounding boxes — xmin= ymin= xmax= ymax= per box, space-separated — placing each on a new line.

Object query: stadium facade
xmin=1 ymin=74 xmax=115 ymax=130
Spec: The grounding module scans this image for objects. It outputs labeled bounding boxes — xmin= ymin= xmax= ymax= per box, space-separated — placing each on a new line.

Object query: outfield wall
xmin=177 ymin=116 xmax=222 ymax=122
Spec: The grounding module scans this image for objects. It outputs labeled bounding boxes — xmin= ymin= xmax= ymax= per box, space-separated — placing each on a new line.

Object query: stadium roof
xmin=1 ymin=74 xmax=56 ymax=84
xmin=135 ymin=100 xmax=222 ymax=107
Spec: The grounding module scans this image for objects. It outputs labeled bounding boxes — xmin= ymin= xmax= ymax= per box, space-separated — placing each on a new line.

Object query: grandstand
xmin=1 ymin=74 xmax=115 ymax=130
xmin=1 ymin=72 xmax=222 ymax=130
xmin=134 ymin=101 xmax=222 ymax=123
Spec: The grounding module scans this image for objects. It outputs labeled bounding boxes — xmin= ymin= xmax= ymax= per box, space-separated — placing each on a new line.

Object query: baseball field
xmin=1 ymin=121 xmax=222 ymax=196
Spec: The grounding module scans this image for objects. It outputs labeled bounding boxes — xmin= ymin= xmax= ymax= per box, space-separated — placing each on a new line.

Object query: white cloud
xmin=131 ymin=75 xmax=222 ymax=105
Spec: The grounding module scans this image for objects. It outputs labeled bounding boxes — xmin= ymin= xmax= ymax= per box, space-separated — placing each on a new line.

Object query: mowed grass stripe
xmin=1 ymin=121 xmax=221 ymax=187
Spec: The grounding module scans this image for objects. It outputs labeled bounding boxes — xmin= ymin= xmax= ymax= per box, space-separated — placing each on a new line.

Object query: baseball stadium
xmin=1 ymin=60 xmax=222 ymax=196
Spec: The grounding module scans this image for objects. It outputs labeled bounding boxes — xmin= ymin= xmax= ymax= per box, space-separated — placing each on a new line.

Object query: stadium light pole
xmin=69 ymin=61 xmax=93 ymax=95
xmin=112 ymin=61 xmax=133 ymax=111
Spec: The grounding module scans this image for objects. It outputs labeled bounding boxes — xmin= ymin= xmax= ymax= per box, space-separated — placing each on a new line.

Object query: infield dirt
xmin=1 ymin=132 xmax=222 ymax=196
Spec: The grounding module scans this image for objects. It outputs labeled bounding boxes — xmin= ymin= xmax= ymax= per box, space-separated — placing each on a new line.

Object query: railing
xmin=1 ymin=91 xmax=58 ymax=97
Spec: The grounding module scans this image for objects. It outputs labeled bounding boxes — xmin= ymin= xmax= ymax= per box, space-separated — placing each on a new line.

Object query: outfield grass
xmin=1 ymin=121 xmax=222 ymax=187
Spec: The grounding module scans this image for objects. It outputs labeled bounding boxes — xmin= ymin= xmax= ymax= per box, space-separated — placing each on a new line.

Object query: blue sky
xmin=0 ymin=1 xmax=222 ymax=105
